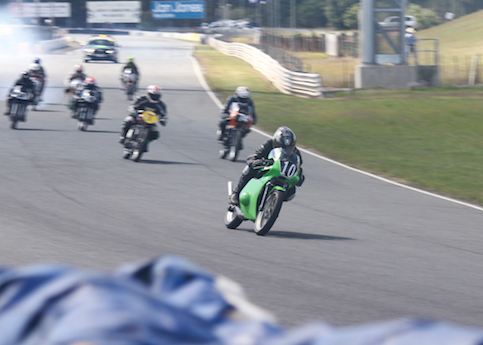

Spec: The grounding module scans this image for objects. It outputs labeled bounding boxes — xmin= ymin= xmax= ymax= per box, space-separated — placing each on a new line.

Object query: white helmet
xmin=146 ymin=85 xmax=162 ymax=103
xmin=74 ymin=64 xmax=83 ymax=73
xmin=235 ymin=86 xmax=250 ymax=99
xmin=29 ymin=63 xmax=41 ymax=72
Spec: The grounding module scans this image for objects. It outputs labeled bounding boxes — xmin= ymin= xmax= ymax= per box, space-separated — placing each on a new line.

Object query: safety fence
xmin=207 ymin=36 xmax=323 ymax=98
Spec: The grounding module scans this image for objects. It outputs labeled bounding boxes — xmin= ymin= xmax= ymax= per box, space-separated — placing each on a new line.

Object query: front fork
xmin=258 ymin=181 xmax=287 ymax=212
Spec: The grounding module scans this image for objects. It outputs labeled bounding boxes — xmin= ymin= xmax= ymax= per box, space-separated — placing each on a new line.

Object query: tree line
xmin=2 ymin=0 xmax=483 ymax=29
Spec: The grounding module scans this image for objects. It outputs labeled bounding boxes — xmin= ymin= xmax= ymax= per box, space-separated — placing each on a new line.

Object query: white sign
xmin=87 ymin=1 xmax=141 ymax=23
xmin=10 ymin=3 xmax=71 ymax=18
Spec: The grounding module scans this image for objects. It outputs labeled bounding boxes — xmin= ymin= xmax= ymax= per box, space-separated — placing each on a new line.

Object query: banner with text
xmin=151 ymin=1 xmax=205 ymax=19
xmin=87 ymin=1 xmax=141 ymax=23
xmin=9 ymin=3 xmax=71 ymax=18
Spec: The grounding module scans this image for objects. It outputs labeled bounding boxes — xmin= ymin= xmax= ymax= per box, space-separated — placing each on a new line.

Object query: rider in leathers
xmin=217 ymin=86 xmax=257 ymax=141
xmin=118 ymin=85 xmax=167 ymax=149
xmin=229 ymin=126 xmax=305 ymax=205
xmin=70 ymin=77 xmax=103 ymax=118
xmin=65 ymin=65 xmax=87 ymax=94
xmin=4 ymin=71 xmax=35 ymax=115
xmin=29 ymin=62 xmax=46 ymax=100
xmin=121 ymin=57 xmax=140 ymax=91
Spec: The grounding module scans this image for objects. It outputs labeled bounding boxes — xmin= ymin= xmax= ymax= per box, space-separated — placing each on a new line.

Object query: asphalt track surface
xmin=1 ymin=35 xmax=483 ymax=329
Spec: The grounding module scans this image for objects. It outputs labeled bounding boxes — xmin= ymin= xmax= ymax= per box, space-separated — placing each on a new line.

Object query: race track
xmin=1 ymin=34 xmax=483 ymax=328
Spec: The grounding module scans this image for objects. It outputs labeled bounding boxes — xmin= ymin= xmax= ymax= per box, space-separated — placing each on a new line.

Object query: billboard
xmin=151 ymin=1 xmax=205 ymax=19
xmin=87 ymin=1 xmax=141 ymax=23
xmin=9 ymin=3 xmax=71 ymax=18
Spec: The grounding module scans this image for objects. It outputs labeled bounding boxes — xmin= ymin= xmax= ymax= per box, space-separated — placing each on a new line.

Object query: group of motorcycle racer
xmin=217 ymin=86 xmax=305 ymax=206
xmin=4 ymin=58 xmax=46 ymax=115
xmin=3 ymin=57 xmax=303 ymax=205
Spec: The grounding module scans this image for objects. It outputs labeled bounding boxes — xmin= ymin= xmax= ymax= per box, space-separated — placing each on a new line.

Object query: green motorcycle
xmin=225 ymin=147 xmax=301 ymax=236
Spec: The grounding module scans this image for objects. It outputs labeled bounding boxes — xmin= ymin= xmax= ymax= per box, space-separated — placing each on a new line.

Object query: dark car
xmin=83 ymin=35 xmax=119 ymax=63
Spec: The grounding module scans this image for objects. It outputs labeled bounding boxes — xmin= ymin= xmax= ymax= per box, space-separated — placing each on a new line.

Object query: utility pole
xmin=290 ymin=0 xmax=295 ymax=52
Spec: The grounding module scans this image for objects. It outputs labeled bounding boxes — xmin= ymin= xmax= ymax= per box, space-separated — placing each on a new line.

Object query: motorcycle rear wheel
xmin=225 ymin=209 xmax=242 ymax=229
xmin=10 ymin=119 xmax=18 ymax=129
xmin=254 ymin=190 xmax=284 ymax=236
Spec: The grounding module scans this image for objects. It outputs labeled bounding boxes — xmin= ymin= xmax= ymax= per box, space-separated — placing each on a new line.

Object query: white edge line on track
xmin=190 ymin=52 xmax=483 ymax=213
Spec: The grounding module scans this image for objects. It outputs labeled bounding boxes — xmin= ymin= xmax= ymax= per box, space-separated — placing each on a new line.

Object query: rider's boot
xmin=119 ymin=123 xmax=129 ymax=144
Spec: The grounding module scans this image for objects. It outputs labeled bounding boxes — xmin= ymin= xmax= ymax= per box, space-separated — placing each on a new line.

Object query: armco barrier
xmin=207 ymin=36 xmax=323 ymax=98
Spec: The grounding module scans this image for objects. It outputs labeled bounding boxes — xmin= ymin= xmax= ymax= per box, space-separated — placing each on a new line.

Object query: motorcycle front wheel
xmin=254 ymin=190 xmax=284 ymax=236
xmin=10 ymin=119 xmax=18 ymax=129
xmin=225 ymin=209 xmax=242 ymax=229
xmin=77 ymin=121 xmax=88 ymax=131
xmin=228 ymin=130 xmax=241 ymax=162
xmin=132 ymin=141 xmax=146 ymax=162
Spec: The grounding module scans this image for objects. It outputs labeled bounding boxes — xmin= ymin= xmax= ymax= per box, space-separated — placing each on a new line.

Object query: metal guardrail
xmin=207 ymin=36 xmax=323 ymax=98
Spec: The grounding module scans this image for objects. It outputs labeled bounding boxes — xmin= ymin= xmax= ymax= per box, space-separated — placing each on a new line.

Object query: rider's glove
xmin=251 ymin=159 xmax=265 ymax=167
xmin=296 ymin=173 xmax=305 ymax=187
xmin=160 ymin=117 xmax=167 ymax=126
xmin=251 ymin=158 xmax=273 ymax=168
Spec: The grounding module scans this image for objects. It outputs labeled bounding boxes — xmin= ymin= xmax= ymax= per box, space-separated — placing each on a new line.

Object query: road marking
xmin=190 ymin=53 xmax=483 ymax=212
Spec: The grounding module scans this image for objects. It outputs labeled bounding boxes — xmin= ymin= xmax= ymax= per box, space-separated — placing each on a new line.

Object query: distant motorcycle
xmin=7 ymin=85 xmax=31 ymax=129
xmin=122 ymin=110 xmax=159 ymax=162
xmin=73 ymin=89 xmax=97 ymax=131
xmin=121 ymin=68 xmax=137 ymax=101
xmin=219 ymin=102 xmax=254 ymax=162
xmin=225 ymin=147 xmax=301 ymax=235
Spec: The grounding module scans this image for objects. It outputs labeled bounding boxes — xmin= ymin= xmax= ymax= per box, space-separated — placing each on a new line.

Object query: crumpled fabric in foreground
xmin=0 ymin=255 xmax=481 ymax=345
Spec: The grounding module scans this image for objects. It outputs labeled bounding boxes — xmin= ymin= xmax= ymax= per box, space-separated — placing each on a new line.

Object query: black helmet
xmin=273 ymin=126 xmax=296 ymax=154
xmin=21 ymin=71 xmax=30 ymax=79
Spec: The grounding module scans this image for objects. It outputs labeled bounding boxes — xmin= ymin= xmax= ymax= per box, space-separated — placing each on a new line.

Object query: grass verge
xmin=194 ymin=44 xmax=483 ymax=206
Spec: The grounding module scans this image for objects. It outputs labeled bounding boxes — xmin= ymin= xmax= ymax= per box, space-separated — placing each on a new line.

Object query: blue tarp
xmin=0 ymin=255 xmax=481 ymax=345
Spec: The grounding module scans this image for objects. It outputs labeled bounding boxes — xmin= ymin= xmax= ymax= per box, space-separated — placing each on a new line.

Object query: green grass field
xmin=194 ymin=44 xmax=483 ymax=206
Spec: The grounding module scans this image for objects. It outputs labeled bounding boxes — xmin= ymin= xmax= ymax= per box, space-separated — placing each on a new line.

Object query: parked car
xmin=379 ymin=15 xmax=417 ymax=31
